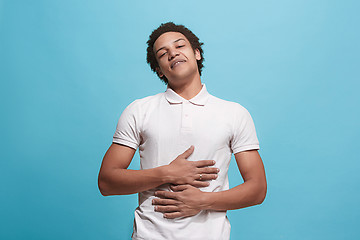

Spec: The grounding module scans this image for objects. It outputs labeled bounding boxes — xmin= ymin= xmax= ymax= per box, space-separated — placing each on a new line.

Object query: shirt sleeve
xmin=230 ymin=104 xmax=260 ymax=154
xmin=113 ymin=101 xmax=141 ymax=150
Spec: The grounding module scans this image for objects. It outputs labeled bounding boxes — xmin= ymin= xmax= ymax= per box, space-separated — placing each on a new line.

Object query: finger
xmin=190 ymin=181 xmax=210 ymax=188
xmin=200 ymin=167 xmax=220 ymax=174
xmin=152 ymin=198 xmax=179 ymax=206
xmin=197 ymin=173 xmax=218 ymax=181
xmin=170 ymin=184 xmax=189 ymax=192
xmin=194 ymin=160 xmax=216 ymax=168
xmin=155 ymin=191 xmax=177 ymax=199
xmin=180 ymin=145 xmax=194 ymax=159
xmin=155 ymin=205 xmax=179 ymax=213
xmin=164 ymin=212 xmax=183 ymax=219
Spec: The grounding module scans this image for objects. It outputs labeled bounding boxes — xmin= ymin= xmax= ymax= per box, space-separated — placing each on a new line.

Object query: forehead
xmin=153 ymin=32 xmax=189 ymax=51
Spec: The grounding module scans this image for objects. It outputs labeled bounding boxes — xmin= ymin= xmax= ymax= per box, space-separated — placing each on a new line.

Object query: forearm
xmin=202 ymin=180 xmax=267 ymax=211
xmin=98 ymin=144 xmax=218 ymax=196
xmin=200 ymin=150 xmax=267 ymax=211
xmin=98 ymin=166 xmax=170 ymax=196
xmin=153 ymin=179 xmax=266 ymax=219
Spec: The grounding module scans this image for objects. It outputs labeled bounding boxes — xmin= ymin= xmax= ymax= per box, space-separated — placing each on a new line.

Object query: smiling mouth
xmin=171 ymin=60 xmax=186 ymax=69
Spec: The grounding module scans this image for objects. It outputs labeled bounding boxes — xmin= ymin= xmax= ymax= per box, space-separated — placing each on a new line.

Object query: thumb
xmin=180 ymin=145 xmax=194 ymax=159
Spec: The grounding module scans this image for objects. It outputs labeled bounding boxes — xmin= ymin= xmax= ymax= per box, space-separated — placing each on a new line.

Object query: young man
xmin=98 ymin=22 xmax=267 ymax=240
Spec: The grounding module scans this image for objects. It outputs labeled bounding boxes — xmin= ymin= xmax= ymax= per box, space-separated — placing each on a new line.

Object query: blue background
xmin=1 ymin=0 xmax=359 ymax=239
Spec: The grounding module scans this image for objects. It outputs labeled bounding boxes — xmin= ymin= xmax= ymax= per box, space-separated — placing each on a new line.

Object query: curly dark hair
xmin=146 ymin=22 xmax=204 ymax=84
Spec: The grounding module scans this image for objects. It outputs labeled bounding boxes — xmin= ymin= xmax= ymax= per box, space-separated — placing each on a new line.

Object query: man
xmin=98 ymin=22 xmax=267 ymax=240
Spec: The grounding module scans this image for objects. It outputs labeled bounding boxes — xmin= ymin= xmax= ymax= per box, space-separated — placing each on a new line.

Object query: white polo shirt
xmin=113 ymin=84 xmax=259 ymax=240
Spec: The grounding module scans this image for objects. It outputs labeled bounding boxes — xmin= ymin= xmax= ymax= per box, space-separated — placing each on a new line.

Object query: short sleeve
xmin=230 ymin=105 xmax=260 ymax=154
xmin=113 ymin=101 xmax=141 ymax=150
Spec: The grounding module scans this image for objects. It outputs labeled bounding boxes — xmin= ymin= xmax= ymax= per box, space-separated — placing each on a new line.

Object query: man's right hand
xmin=165 ymin=146 xmax=219 ymax=188
xmin=99 ymin=144 xmax=218 ymax=196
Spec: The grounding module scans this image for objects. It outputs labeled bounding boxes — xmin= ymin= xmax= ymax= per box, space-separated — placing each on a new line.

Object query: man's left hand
xmin=153 ymin=185 xmax=207 ymax=219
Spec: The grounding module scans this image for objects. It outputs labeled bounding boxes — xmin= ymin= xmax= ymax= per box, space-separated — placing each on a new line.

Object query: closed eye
xmin=159 ymin=52 xmax=167 ymax=58
xmin=177 ymin=45 xmax=185 ymax=48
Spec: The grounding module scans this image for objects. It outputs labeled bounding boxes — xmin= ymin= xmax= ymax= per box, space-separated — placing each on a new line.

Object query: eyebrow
xmin=155 ymin=38 xmax=186 ymax=54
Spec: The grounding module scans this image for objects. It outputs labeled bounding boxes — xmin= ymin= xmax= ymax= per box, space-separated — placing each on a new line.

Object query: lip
xmin=171 ymin=59 xmax=186 ymax=69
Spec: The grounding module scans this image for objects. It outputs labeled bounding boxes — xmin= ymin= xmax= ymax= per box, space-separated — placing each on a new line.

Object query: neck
xmin=167 ymin=75 xmax=202 ymax=100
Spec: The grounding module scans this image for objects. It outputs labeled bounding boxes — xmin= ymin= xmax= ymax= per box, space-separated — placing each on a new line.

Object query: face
xmin=153 ymin=32 xmax=201 ymax=83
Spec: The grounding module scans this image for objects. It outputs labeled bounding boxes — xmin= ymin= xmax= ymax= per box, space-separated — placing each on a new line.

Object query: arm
xmin=153 ymin=150 xmax=267 ymax=218
xmin=98 ymin=144 xmax=219 ymax=196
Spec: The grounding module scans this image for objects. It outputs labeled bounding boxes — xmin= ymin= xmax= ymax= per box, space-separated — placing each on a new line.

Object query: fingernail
xmin=217 ymin=168 xmax=220 ymax=173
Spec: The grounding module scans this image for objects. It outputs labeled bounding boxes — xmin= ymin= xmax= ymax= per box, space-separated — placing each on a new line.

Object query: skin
xmin=154 ymin=31 xmax=202 ymax=100
xmin=98 ymin=144 xmax=219 ymax=196
xmin=153 ymin=150 xmax=267 ymax=218
xmin=98 ymin=31 xmax=267 ymax=219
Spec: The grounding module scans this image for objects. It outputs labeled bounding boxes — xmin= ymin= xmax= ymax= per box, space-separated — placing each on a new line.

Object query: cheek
xmin=158 ymin=60 xmax=167 ymax=70
xmin=185 ymin=50 xmax=199 ymax=61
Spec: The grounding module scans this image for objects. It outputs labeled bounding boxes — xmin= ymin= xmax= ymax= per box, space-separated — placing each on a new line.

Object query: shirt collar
xmin=165 ymin=84 xmax=210 ymax=106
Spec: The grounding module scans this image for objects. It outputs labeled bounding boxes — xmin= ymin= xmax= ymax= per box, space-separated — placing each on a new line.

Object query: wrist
xmin=200 ymin=191 xmax=214 ymax=210
xmin=158 ymin=165 xmax=173 ymax=184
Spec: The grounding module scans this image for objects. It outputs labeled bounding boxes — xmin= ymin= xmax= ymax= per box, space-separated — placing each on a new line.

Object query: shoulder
xmin=207 ymin=94 xmax=249 ymax=115
xmin=124 ymin=92 xmax=165 ymax=112
xmin=116 ymin=92 xmax=165 ymax=128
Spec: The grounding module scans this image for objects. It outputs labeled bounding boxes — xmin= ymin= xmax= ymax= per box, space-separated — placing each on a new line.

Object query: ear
xmin=156 ymin=67 xmax=164 ymax=78
xmin=195 ymin=48 xmax=201 ymax=61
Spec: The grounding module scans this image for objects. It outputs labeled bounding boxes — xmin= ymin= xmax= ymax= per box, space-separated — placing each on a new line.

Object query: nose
xmin=168 ymin=47 xmax=179 ymax=60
